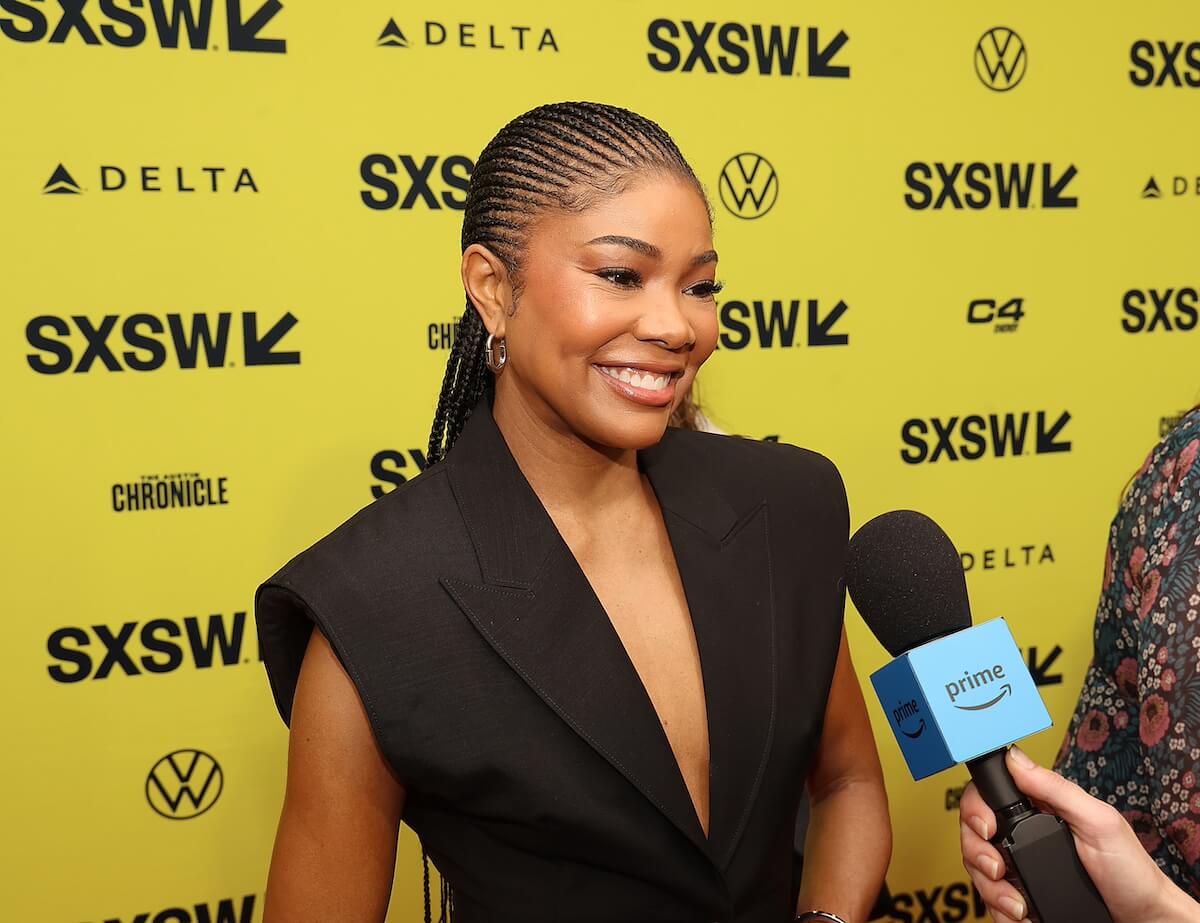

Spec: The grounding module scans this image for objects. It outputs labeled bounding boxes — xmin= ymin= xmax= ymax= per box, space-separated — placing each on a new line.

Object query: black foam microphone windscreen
xmin=845 ymin=510 xmax=972 ymax=656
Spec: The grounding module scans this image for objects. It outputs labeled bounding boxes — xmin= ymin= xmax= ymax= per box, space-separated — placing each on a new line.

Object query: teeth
xmin=598 ymin=366 xmax=671 ymax=392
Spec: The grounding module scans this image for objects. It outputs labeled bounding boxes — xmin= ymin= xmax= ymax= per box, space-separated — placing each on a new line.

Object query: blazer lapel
xmin=439 ymin=393 xmax=776 ymax=869
xmin=640 ymin=431 xmax=777 ymax=869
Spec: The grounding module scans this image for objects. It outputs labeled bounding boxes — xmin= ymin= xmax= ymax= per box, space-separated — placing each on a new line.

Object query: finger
xmin=960 ymin=781 xmax=998 ymax=841
xmin=964 ymin=865 xmax=1028 ymax=922
xmin=960 ymin=822 xmax=1005 ymax=879
xmin=1005 ymin=746 xmax=1112 ymax=835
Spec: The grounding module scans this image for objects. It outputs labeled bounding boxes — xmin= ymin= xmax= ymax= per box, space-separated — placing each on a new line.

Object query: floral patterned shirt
xmin=1055 ymin=407 xmax=1200 ymax=894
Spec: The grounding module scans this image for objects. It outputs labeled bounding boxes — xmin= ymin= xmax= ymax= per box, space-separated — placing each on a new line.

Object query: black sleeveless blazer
xmin=254 ymin=392 xmax=848 ymax=922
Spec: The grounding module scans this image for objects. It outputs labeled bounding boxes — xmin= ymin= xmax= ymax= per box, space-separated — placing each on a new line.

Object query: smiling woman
xmin=254 ymin=101 xmax=891 ymax=923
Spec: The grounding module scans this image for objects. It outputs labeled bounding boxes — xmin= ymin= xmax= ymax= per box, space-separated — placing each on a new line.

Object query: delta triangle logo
xmin=1142 ymin=176 xmax=1162 ymax=199
xmin=44 ymin=163 xmax=82 ymax=195
xmin=377 ymin=18 xmax=408 ymax=47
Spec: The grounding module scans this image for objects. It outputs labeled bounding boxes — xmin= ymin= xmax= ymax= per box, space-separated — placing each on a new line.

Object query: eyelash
xmin=594 ymin=268 xmax=724 ymax=299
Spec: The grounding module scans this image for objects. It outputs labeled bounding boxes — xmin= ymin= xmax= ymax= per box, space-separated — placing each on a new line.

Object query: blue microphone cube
xmin=869 ymin=617 xmax=1052 ymax=780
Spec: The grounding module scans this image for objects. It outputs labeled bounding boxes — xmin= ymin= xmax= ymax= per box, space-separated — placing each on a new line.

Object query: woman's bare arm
xmin=796 ymin=627 xmax=892 ymax=921
xmin=263 ymin=627 xmax=407 ymax=923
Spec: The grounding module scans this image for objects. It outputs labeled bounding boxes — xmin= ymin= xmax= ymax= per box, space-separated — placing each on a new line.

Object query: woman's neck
xmin=490 ymin=387 xmax=646 ymax=523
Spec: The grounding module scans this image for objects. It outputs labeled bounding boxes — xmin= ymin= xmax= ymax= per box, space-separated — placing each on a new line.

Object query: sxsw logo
xmin=905 ymin=162 xmax=1078 ymax=209
xmin=42 ymin=162 xmax=259 ymax=194
xmin=371 ymin=447 xmax=429 ymax=498
xmin=900 ymin=411 xmax=1072 ymax=464
xmin=646 ymin=19 xmax=849 ymax=77
xmin=360 ymin=154 xmax=473 ymax=211
xmin=83 ymin=895 xmax=256 ymax=923
xmin=889 ymin=879 xmax=989 ymax=923
xmin=1122 ymin=288 xmax=1198 ymax=333
xmin=47 ymin=611 xmax=258 ymax=682
xmin=717 ymin=298 xmax=849 ymax=349
xmin=1130 ymin=40 xmax=1200 ymax=87
xmin=0 ymin=0 xmax=285 ymax=52
xmin=25 ymin=311 xmax=299 ymax=373
xmin=146 ymin=749 xmax=223 ymax=820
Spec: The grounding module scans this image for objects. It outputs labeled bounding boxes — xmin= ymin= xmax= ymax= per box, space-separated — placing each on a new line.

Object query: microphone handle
xmin=965 ymin=749 xmax=1114 ymax=923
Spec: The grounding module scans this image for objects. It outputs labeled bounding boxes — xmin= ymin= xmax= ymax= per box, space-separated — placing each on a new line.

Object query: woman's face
xmin=495 ymin=172 xmax=720 ymax=451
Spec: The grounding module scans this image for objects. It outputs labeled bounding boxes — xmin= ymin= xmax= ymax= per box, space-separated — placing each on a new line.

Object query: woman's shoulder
xmin=660 ymin=426 xmax=847 ymax=528
xmin=1127 ymin=407 xmax=1200 ymax=506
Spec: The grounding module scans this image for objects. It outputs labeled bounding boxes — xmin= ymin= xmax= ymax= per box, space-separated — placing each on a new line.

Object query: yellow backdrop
xmin=5 ymin=2 xmax=1199 ymax=921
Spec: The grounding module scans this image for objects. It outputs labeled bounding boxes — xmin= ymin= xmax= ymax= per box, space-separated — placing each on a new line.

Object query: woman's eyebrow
xmin=583 ymin=234 xmax=661 ymax=258
xmin=583 ymin=235 xmax=719 ymax=267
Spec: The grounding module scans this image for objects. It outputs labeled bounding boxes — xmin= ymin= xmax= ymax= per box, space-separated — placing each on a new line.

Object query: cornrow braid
xmin=425 ymin=100 xmax=710 ymax=466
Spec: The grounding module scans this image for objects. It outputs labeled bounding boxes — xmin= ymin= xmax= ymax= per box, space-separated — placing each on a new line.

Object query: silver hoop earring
xmin=484 ymin=332 xmax=507 ymax=372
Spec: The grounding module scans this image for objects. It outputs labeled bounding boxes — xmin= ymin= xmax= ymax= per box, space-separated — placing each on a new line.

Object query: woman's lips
xmin=592 ymin=364 xmax=679 ymax=407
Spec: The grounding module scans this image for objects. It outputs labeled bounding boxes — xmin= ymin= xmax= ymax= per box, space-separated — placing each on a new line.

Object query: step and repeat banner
xmin=4 ymin=2 xmax=1199 ymax=921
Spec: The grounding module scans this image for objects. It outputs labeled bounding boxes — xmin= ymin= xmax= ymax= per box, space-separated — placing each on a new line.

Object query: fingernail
xmin=1008 ymin=745 xmax=1035 ymax=769
xmin=975 ymin=854 xmax=1000 ymax=879
xmin=968 ymin=816 xmax=991 ymax=840
xmin=1001 ymin=896 xmax=1026 ymax=920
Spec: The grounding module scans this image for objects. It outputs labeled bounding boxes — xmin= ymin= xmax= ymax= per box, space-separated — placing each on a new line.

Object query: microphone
xmin=846 ymin=510 xmax=1112 ymax=923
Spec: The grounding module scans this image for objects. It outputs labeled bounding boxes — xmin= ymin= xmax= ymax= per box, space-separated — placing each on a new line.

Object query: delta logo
xmin=376 ymin=17 xmax=557 ymax=52
xmin=42 ymin=162 xmax=259 ymax=195
xmin=0 ymin=0 xmax=284 ymax=53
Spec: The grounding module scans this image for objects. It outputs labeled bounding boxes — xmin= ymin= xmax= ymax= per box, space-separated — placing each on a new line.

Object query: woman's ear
xmin=461 ymin=244 xmax=514 ymax=337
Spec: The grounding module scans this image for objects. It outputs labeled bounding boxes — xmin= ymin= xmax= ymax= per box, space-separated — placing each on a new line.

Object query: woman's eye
xmin=686 ymin=279 xmax=724 ymax=299
xmin=595 ymin=268 xmax=642 ymax=289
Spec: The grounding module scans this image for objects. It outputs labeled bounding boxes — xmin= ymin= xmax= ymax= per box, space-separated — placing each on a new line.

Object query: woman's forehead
xmin=530 ymin=176 xmax=713 ymax=254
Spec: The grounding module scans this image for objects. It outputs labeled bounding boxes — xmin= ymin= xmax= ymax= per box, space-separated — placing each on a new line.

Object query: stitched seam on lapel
xmin=439 ymin=577 xmax=671 ymax=819
xmin=721 ymin=502 xmax=777 ymax=867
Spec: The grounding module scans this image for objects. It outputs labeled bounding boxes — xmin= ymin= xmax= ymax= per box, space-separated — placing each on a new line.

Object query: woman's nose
xmin=633 ymin=292 xmax=694 ymax=350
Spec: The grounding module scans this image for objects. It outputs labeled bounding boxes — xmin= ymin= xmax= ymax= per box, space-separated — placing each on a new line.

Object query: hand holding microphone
xmin=961 ymin=746 xmax=1200 ymax=923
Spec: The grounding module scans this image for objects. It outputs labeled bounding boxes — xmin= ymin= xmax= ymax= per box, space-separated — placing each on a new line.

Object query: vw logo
xmin=975 ymin=27 xmax=1027 ymax=91
xmin=718 ymin=153 xmax=779 ymax=220
xmin=146 ymin=749 xmax=224 ymax=820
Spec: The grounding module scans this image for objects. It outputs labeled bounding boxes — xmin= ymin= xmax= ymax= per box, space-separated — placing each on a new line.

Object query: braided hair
xmin=425 ymin=100 xmax=712 ymax=465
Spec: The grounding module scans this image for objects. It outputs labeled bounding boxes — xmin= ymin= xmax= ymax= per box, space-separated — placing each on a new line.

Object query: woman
xmin=1054 ymin=406 xmax=1200 ymax=893
xmin=254 ymin=101 xmax=890 ymax=922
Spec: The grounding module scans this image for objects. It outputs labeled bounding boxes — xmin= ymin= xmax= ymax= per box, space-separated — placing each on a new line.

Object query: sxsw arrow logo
xmin=1026 ymin=645 xmax=1063 ymax=687
xmin=228 ymin=0 xmax=286 ymax=53
xmin=810 ymin=29 xmax=850 ymax=77
xmin=1043 ymin=164 xmax=1078 ymax=208
xmin=244 ymin=312 xmax=300 ymax=365
xmin=1036 ymin=411 xmax=1072 ymax=454
xmin=810 ymin=300 xmax=849 ymax=345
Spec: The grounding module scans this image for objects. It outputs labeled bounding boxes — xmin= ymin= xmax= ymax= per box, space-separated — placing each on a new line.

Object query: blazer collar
xmin=440 ymin=390 xmax=776 ymax=871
